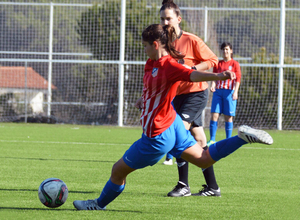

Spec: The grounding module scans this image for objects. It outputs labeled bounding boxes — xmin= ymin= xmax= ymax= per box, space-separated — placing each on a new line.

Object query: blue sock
xmin=97 ymin=179 xmax=125 ymax=208
xmin=210 ymin=120 xmax=218 ymax=141
xmin=225 ymin=122 xmax=233 ymax=138
xmin=208 ymin=136 xmax=247 ymax=161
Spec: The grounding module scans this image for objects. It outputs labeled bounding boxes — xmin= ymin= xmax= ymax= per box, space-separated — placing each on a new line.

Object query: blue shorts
xmin=211 ymin=89 xmax=237 ymax=116
xmin=123 ymin=114 xmax=197 ymax=169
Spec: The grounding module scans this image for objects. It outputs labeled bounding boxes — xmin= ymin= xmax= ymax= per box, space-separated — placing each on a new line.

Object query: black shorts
xmin=173 ymin=89 xmax=208 ymax=127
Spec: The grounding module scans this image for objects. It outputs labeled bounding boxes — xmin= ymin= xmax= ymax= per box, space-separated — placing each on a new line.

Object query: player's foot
xmin=207 ymin=140 xmax=215 ymax=146
xmin=73 ymin=199 xmax=106 ymax=210
xmin=167 ymin=181 xmax=191 ymax=197
xmin=192 ymin=185 xmax=221 ymax=197
xmin=163 ymin=159 xmax=173 ymax=165
xmin=238 ymin=125 xmax=273 ymax=145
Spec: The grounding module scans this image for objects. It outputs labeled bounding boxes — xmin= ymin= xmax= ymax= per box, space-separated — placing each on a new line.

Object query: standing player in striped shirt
xmin=160 ymin=0 xmax=221 ymax=197
xmin=73 ymin=24 xmax=273 ymax=211
xmin=207 ymin=42 xmax=242 ymax=147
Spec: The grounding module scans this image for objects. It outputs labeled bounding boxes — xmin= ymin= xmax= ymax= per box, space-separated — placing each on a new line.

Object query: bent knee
xmin=111 ymin=161 xmax=125 ymax=179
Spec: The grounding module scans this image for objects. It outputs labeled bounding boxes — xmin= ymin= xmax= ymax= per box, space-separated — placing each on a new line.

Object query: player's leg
xmin=168 ymin=93 xmax=193 ymax=197
xmin=74 ymin=126 xmax=178 ymax=210
xmin=170 ymin=89 xmax=219 ymax=197
xmin=224 ymin=89 xmax=237 ymax=139
xmin=96 ymin=158 xmax=135 ymax=209
xmin=167 ymin=119 xmax=191 ymax=197
xmin=224 ymin=115 xmax=233 ymax=138
xmin=209 ymin=112 xmax=219 ymax=145
xmin=73 ymin=157 xmax=135 ymax=210
xmin=190 ymin=126 xmax=220 ymax=196
xmin=189 ymin=92 xmax=220 ymax=196
xmin=163 ymin=152 xmax=174 ymax=165
xmin=208 ymin=90 xmax=222 ymax=145
xmin=181 ymin=125 xmax=274 ymax=169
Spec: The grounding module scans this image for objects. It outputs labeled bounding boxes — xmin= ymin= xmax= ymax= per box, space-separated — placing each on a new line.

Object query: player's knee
xmin=199 ymin=150 xmax=215 ymax=168
xmin=197 ymin=139 xmax=206 ymax=148
xmin=111 ymin=162 xmax=126 ymax=182
xmin=193 ymin=134 xmax=206 ymax=148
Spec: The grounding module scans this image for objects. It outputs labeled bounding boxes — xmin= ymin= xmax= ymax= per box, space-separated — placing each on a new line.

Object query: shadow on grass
xmin=0 ymin=156 xmax=115 ymax=163
xmin=0 ymin=188 xmax=172 ymax=197
xmin=0 ymin=206 xmax=143 ymax=213
xmin=0 ymin=188 xmax=97 ymax=194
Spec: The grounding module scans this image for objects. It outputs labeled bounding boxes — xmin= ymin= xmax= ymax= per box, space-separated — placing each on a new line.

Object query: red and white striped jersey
xmin=141 ymin=55 xmax=193 ymax=138
xmin=213 ymin=59 xmax=241 ymax=90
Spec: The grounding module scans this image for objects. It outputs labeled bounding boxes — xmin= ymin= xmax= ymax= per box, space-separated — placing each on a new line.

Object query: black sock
xmin=176 ymin=158 xmax=189 ymax=186
xmin=202 ymin=146 xmax=219 ymax=190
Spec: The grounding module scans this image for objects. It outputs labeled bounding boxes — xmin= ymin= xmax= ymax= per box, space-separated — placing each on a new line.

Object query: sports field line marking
xmin=0 ymin=139 xmax=299 ymax=151
xmin=0 ymin=140 xmax=130 ymax=146
xmin=243 ymin=146 xmax=300 ymax=151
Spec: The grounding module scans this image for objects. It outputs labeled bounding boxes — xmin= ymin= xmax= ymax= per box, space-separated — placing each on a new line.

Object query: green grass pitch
xmin=0 ymin=123 xmax=299 ymax=220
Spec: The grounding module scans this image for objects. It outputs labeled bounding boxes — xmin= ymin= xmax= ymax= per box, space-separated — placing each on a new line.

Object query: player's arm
xmin=210 ymin=81 xmax=216 ymax=92
xmin=167 ymin=61 xmax=234 ymax=83
xmin=135 ymin=97 xmax=143 ymax=110
xmin=232 ymin=82 xmax=240 ymax=100
xmin=232 ymin=62 xmax=242 ymax=100
xmin=193 ymin=62 xmax=209 ymax=71
xmin=182 ymin=61 xmax=209 ymax=71
xmin=190 ymin=70 xmax=236 ymax=82
xmin=194 ymin=38 xmax=218 ymax=70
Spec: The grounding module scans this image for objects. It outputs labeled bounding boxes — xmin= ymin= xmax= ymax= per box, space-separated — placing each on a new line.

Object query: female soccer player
xmin=159 ymin=0 xmax=220 ymax=197
xmin=73 ymin=24 xmax=273 ymax=211
xmin=207 ymin=42 xmax=241 ymax=146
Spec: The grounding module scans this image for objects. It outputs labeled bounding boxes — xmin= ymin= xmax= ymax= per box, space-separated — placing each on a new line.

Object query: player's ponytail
xmin=163 ymin=25 xmax=184 ymax=59
xmin=142 ymin=24 xmax=184 ymax=60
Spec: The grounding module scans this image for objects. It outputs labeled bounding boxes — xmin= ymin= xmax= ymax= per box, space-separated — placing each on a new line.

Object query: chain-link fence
xmin=0 ymin=0 xmax=299 ymax=129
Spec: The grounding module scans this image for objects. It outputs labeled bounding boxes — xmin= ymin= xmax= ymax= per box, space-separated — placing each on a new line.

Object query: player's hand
xmin=232 ymin=92 xmax=238 ymax=100
xmin=135 ymin=97 xmax=143 ymax=110
xmin=210 ymin=81 xmax=216 ymax=92
xmin=223 ymin=70 xmax=236 ymax=80
xmin=182 ymin=64 xmax=191 ymax=69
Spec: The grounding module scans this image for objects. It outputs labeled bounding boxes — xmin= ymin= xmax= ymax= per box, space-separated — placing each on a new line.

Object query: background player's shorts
xmin=172 ymin=89 xmax=208 ymax=127
xmin=123 ymin=114 xmax=197 ymax=169
xmin=211 ymin=89 xmax=237 ymax=116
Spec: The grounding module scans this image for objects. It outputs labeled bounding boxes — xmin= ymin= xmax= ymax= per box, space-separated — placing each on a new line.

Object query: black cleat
xmin=192 ymin=185 xmax=221 ymax=197
xmin=167 ymin=182 xmax=191 ymax=197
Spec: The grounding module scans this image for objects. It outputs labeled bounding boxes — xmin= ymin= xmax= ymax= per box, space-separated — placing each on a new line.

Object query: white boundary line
xmin=243 ymin=146 xmax=300 ymax=151
xmin=0 ymin=140 xmax=130 ymax=146
xmin=0 ymin=140 xmax=299 ymax=151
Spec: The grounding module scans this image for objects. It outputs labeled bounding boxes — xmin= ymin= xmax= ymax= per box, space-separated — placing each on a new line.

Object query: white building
xmin=0 ymin=66 xmax=57 ymax=114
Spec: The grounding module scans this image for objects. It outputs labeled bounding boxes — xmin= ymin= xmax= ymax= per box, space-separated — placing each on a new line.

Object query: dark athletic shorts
xmin=172 ymin=89 xmax=208 ymax=127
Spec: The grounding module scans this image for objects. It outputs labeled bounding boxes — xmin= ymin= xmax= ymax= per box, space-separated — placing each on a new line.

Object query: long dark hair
xmin=142 ymin=24 xmax=184 ymax=60
xmin=160 ymin=0 xmax=181 ymax=17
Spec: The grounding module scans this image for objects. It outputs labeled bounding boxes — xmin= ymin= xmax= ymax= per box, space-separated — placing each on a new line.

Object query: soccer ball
xmin=38 ymin=178 xmax=68 ymax=208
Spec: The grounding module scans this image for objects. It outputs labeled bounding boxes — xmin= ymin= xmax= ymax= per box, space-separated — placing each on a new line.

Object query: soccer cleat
xmin=238 ymin=125 xmax=273 ymax=145
xmin=73 ymin=199 xmax=106 ymax=210
xmin=163 ymin=159 xmax=173 ymax=165
xmin=192 ymin=185 xmax=221 ymax=197
xmin=207 ymin=140 xmax=215 ymax=146
xmin=167 ymin=182 xmax=191 ymax=197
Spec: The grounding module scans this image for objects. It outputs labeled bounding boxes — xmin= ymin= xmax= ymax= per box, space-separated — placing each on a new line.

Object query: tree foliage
xmin=77 ymin=0 xmax=159 ymax=61
xmin=235 ymin=47 xmax=300 ymax=129
xmin=1 ymin=1 xmax=300 ymax=126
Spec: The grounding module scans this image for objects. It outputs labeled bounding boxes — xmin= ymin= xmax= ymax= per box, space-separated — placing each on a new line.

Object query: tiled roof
xmin=0 ymin=66 xmax=57 ymax=90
